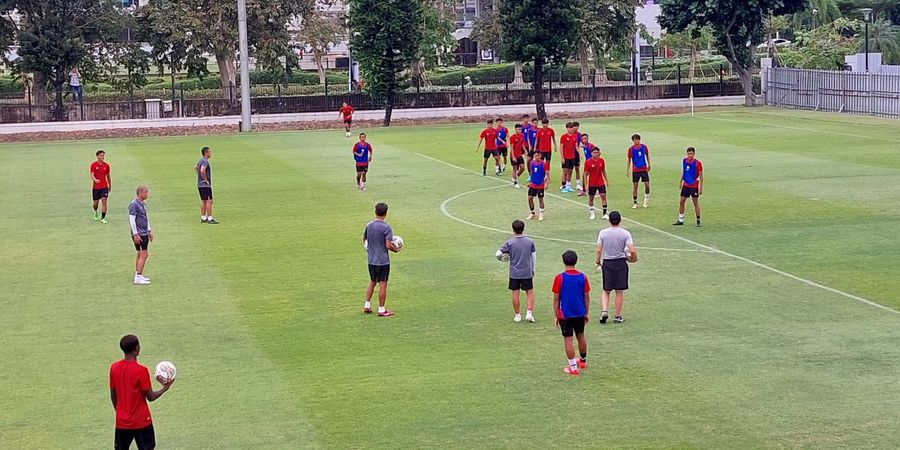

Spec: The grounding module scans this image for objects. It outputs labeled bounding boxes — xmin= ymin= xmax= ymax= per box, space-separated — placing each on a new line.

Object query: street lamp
xmin=860 ymin=8 xmax=873 ymax=72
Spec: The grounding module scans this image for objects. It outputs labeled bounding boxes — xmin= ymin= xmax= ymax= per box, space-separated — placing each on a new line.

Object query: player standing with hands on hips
xmin=674 ymin=147 xmax=703 ymax=227
xmin=129 ymin=186 xmax=153 ymax=285
xmin=196 ymin=146 xmax=217 ymax=224
xmin=109 ymin=334 xmax=173 ymax=450
xmin=363 ymin=202 xmax=400 ymax=317
xmin=596 ymin=211 xmax=637 ymax=324
xmin=497 ymin=220 xmax=537 ymax=323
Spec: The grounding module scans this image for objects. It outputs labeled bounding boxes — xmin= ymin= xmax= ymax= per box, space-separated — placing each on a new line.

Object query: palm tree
xmin=859 ymin=17 xmax=900 ymax=64
xmin=793 ymin=0 xmax=840 ymax=30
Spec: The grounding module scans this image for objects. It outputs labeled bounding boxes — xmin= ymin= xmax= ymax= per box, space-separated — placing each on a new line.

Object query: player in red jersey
xmin=508 ymin=124 xmax=527 ymax=188
xmin=338 ymin=102 xmax=355 ymax=136
xmin=582 ymin=138 xmax=609 ymax=220
xmin=535 ymin=118 xmax=557 ymax=164
xmin=109 ymin=334 xmax=173 ymax=450
xmin=673 ymin=147 xmax=703 ymax=227
xmin=476 ymin=119 xmax=501 ymax=176
xmin=90 ymin=150 xmax=112 ymax=224
xmin=527 ymin=151 xmax=550 ymax=221
xmin=552 ymin=250 xmax=590 ymax=375
xmin=559 ymin=122 xmax=579 ymax=193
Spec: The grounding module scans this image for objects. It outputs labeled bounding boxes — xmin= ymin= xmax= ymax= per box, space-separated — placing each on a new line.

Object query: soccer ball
xmin=392 ymin=236 xmax=404 ymax=250
xmin=345 ymin=131 xmax=351 ymax=137
xmin=154 ymin=361 xmax=176 ymax=384
xmin=496 ymin=250 xmax=510 ymax=262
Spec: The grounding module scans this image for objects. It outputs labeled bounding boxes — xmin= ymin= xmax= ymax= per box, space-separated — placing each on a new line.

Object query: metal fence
xmin=766 ymin=67 xmax=900 ymax=118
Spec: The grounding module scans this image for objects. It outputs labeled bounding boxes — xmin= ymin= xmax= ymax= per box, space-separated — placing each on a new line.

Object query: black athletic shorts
xmin=198 ymin=187 xmax=213 ymax=200
xmin=511 ymin=156 xmax=525 ymax=167
xmin=356 ymin=164 xmax=369 ymax=173
xmin=508 ymin=277 xmax=534 ymax=291
xmin=559 ymin=317 xmax=586 ymax=337
xmin=344 ymin=118 xmax=352 ymax=125
xmin=681 ymin=186 xmax=700 ymax=198
xmin=562 ymin=158 xmax=577 ymax=170
xmin=588 ymin=185 xmax=607 ymax=196
xmin=497 ymin=146 xmax=508 ymax=157
xmin=483 ymin=150 xmax=498 ymax=159
xmin=115 ymin=425 xmax=155 ymax=450
xmin=526 ymin=149 xmax=535 ymax=158
xmin=528 ymin=187 xmax=545 ymax=198
xmin=632 ymin=171 xmax=650 ymax=183
xmin=573 ymin=153 xmax=581 ymax=165
xmin=541 ymin=151 xmax=552 ymax=163
xmin=92 ymin=188 xmax=109 ymax=201
xmin=368 ymin=264 xmax=390 ymax=282
xmin=133 ymin=235 xmax=149 ymax=252
xmin=601 ymin=258 xmax=629 ymax=291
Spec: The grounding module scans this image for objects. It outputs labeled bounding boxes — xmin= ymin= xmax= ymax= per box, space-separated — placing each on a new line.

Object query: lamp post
xmin=860 ymin=8 xmax=873 ymax=72
xmin=237 ymin=0 xmax=252 ymax=132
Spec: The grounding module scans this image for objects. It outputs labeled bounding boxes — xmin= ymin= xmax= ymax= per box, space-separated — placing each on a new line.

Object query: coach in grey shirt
xmin=595 ymin=211 xmax=637 ymax=324
xmin=498 ymin=220 xmax=537 ymax=323
xmin=362 ymin=202 xmax=399 ymax=317
xmin=128 ymin=186 xmax=153 ymax=285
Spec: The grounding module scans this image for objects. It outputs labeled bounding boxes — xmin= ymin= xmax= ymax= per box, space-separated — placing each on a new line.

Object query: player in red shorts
xmin=90 ymin=150 xmax=112 ymax=224
xmin=352 ymin=133 xmax=373 ymax=191
xmin=582 ymin=138 xmax=609 ymax=220
xmin=552 ymin=250 xmax=590 ymax=375
xmin=338 ymin=102 xmax=355 ymax=136
xmin=476 ymin=119 xmax=501 ymax=176
xmin=673 ymin=147 xmax=703 ymax=227
xmin=508 ymin=124 xmax=527 ymax=188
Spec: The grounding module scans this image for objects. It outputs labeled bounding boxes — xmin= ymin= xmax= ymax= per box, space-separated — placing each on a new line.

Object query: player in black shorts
xmin=552 ymin=250 xmax=590 ymax=375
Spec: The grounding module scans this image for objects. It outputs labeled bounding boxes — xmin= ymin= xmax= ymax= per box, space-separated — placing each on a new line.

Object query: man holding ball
xmin=595 ymin=211 xmax=637 ymax=324
xmin=363 ymin=202 xmax=400 ymax=317
xmin=109 ymin=334 xmax=173 ymax=450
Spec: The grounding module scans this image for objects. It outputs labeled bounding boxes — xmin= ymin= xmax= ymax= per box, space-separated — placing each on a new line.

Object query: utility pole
xmin=238 ymin=0 xmax=252 ymax=132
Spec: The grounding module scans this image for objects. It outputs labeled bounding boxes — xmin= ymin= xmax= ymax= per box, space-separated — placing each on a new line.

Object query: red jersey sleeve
xmin=627 ymin=147 xmax=633 ymax=158
xmin=544 ymin=162 xmax=550 ymax=172
xmin=139 ymin=366 xmax=151 ymax=392
xmin=583 ymin=274 xmax=590 ymax=292
xmin=552 ymin=274 xmax=562 ymax=294
xmin=480 ymin=129 xmax=488 ymax=139
xmin=697 ymin=160 xmax=703 ymax=173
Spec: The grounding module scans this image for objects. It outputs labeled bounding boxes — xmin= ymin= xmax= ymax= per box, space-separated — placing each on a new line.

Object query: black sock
xmin=602 ymin=206 xmax=608 ymax=215
xmin=101 ymin=212 xmax=106 ymax=219
xmin=633 ymin=196 xmax=638 ymax=204
xmin=580 ymin=352 xmax=587 ymax=361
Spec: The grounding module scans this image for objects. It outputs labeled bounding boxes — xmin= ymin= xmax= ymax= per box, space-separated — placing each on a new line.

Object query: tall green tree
xmin=499 ymin=0 xmax=582 ymax=119
xmin=11 ymin=0 xmax=124 ymax=120
xmin=349 ymin=0 xmax=424 ymax=126
xmin=297 ymin=3 xmax=343 ymax=84
xmin=659 ymin=0 xmax=806 ymax=106
xmin=577 ymin=0 xmax=640 ymax=84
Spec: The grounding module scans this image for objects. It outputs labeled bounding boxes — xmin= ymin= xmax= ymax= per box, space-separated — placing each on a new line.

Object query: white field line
xmin=697 ymin=115 xmax=900 ymax=144
xmin=416 ymin=152 xmax=900 ymax=316
xmin=440 ymin=184 xmax=712 ymax=253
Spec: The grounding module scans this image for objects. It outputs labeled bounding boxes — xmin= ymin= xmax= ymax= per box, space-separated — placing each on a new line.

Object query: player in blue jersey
xmin=674 ymin=147 xmax=703 ymax=227
xmin=527 ymin=151 xmax=550 ymax=221
xmin=626 ymin=134 xmax=652 ymax=208
xmin=352 ymin=133 xmax=373 ymax=191
xmin=552 ymin=250 xmax=590 ymax=375
xmin=524 ymin=116 xmax=539 ymax=181
xmin=495 ymin=118 xmax=509 ymax=173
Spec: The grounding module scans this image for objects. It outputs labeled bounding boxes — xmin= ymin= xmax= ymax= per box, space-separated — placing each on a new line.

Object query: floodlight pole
xmin=860 ymin=8 xmax=873 ymax=73
xmin=238 ymin=0 xmax=252 ymax=132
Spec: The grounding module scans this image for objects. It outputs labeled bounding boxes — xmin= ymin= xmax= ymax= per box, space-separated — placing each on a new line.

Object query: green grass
xmin=2 ymin=107 xmax=900 ymax=449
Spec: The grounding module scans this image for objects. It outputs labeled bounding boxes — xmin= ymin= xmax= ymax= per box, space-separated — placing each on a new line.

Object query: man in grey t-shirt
xmin=595 ymin=211 xmax=637 ymax=324
xmin=195 ymin=146 xmax=218 ymax=224
xmin=497 ymin=220 xmax=537 ymax=323
xmin=128 ymin=186 xmax=153 ymax=285
xmin=362 ymin=202 xmax=399 ymax=317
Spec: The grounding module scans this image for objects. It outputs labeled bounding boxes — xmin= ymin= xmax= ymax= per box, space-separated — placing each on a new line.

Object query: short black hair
xmin=573 ymin=121 xmax=580 ymax=126
xmin=532 ymin=117 xmax=538 ymax=122
xmin=541 ymin=118 xmax=549 ymax=124
xmin=565 ymin=122 xmax=573 ymax=128
xmin=512 ymin=219 xmax=525 ymax=234
xmin=562 ymin=250 xmax=578 ymax=266
xmin=631 ymin=134 xmax=641 ymax=141
xmin=487 ymin=119 xmax=494 ymax=124
xmin=375 ymin=202 xmax=388 ymax=217
xmin=514 ymin=124 xmax=523 ymax=130
xmin=522 ymin=114 xmax=530 ymax=119
xmin=496 ymin=117 xmax=503 ymax=122
xmin=582 ymin=133 xmax=589 ymax=139
xmin=201 ymin=146 xmax=211 ymax=156
xmin=359 ymin=133 xmax=366 ymax=138
xmin=120 ymin=335 xmax=139 ymax=354
xmin=686 ymin=146 xmax=696 ymax=154
xmin=96 ymin=150 xmax=105 ymax=156
xmin=608 ymin=210 xmax=622 ymax=225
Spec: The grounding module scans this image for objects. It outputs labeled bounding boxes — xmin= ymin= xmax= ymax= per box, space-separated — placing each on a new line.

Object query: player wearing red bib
xmin=674 ymin=147 xmax=703 ymax=227
xmin=527 ymin=151 xmax=550 ymax=221
xmin=509 ymin=124 xmax=527 ymax=188
xmin=582 ymin=136 xmax=609 ymax=220
xmin=90 ymin=150 xmax=112 ymax=224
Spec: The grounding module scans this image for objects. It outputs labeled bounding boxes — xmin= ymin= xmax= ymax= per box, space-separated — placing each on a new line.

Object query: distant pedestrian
xmin=70 ymin=67 xmax=83 ymax=103
xmin=595 ymin=211 xmax=637 ymax=324
xmin=497 ymin=220 xmax=536 ymax=323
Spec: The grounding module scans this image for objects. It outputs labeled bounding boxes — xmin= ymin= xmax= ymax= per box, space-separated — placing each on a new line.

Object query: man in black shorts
xmin=195 ymin=146 xmax=218 ymax=224
xmin=552 ymin=250 xmax=591 ymax=376
xmin=363 ymin=203 xmax=400 ymax=317
xmin=595 ymin=211 xmax=637 ymax=324
xmin=128 ymin=186 xmax=153 ymax=285
xmin=497 ymin=220 xmax=537 ymax=322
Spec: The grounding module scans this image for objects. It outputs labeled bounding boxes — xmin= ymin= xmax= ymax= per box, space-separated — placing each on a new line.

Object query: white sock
xmin=678 ymin=213 xmax=685 ymax=221
xmin=378 ymin=306 xmax=386 ymax=314
xmin=589 ymin=206 xmax=595 ymax=212
xmin=515 ymin=313 xmax=521 ymax=318
xmin=201 ymin=215 xmax=207 ymax=221
xmin=364 ymin=301 xmax=371 ymax=309
xmin=539 ymin=208 xmax=545 ymax=213
xmin=645 ymin=193 xmax=650 ymax=199
xmin=568 ymin=358 xmax=578 ymax=370
xmin=526 ymin=310 xmax=533 ymax=316
xmin=208 ymin=216 xmax=214 ymax=221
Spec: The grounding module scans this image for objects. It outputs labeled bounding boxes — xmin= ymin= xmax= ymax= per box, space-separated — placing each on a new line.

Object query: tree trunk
xmin=31 ymin=72 xmax=47 ymax=106
xmin=513 ymin=61 xmax=523 ymax=86
xmin=533 ymin=57 xmax=547 ymax=120
xmin=735 ymin=64 xmax=756 ymax=106
xmin=216 ymin=53 xmax=237 ymax=101
xmin=384 ymin=93 xmax=393 ymax=127
xmin=314 ymin=50 xmax=326 ymax=84
xmin=53 ymin=71 xmax=65 ymax=121
xmin=578 ymin=41 xmax=591 ymax=84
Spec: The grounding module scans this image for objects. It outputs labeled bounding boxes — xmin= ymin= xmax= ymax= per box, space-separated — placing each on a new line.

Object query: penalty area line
xmin=416 ymin=152 xmax=900 ymax=316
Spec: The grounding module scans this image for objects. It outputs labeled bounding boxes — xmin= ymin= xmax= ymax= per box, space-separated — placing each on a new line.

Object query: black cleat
xmin=201 ymin=219 xmax=207 ymax=224
xmin=599 ymin=311 xmax=609 ymax=324
xmin=673 ymin=220 xmax=684 ymax=226
xmin=207 ymin=219 xmax=219 ymax=224
xmin=613 ymin=316 xmax=625 ymax=324
xmin=696 ymin=221 xmax=702 ymax=227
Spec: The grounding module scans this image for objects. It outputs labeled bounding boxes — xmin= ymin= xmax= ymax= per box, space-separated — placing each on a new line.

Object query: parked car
xmin=756 ymin=39 xmax=792 ymax=49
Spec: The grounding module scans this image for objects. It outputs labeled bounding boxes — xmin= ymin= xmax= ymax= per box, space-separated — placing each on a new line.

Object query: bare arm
xmin=90 ymin=169 xmax=99 ymax=184
xmin=626 ymin=156 xmax=632 ymax=176
xmin=698 ymin=172 xmax=704 ymax=195
xmin=602 ymin=166 xmax=609 ymax=186
xmin=110 ymin=389 xmax=117 ymax=409
xmin=145 ymin=381 xmax=172 ymax=402
xmin=626 ymin=243 xmax=638 ymax=263
xmin=476 ymin=138 xmax=484 ymax=153
xmin=584 ymin=290 xmax=590 ymax=321
xmin=553 ymin=294 xmax=561 ymax=327
xmin=200 ymin=166 xmax=209 ymax=184
xmin=595 ymin=243 xmax=604 ymax=266
xmin=386 ymin=239 xmax=399 ymax=253
xmin=106 ymin=171 xmax=111 ymax=191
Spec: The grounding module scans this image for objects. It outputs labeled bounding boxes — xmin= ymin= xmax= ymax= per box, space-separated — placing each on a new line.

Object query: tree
xmin=779 ymin=22 xmax=858 ymax=69
xmin=138 ymin=0 xmax=208 ymax=89
xmin=658 ymin=26 xmax=714 ymax=79
xmin=473 ymin=0 xmax=525 ymax=85
xmin=500 ymin=0 xmax=582 ymax=119
xmin=297 ymin=4 xmax=342 ymax=84
xmin=659 ymin=0 xmax=806 ymax=106
xmin=792 ymin=0 xmax=841 ymax=30
xmin=349 ymin=0 xmax=424 ymax=126
xmin=576 ymin=0 xmax=639 ymax=84
xmin=11 ymin=0 xmax=124 ymax=120
xmin=415 ymin=0 xmax=456 ymax=82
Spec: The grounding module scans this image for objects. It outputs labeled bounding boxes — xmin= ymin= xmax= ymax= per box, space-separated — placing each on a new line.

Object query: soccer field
xmin=2 ymin=107 xmax=900 ymax=449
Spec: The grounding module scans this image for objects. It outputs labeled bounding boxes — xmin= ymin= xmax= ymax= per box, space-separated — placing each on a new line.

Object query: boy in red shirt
xmin=552 ymin=250 xmax=590 ymax=375
xmin=90 ymin=150 xmax=112 ymax=224
xmin=582 ymin=137 xmax=609 ymax=220
xmin=109 ymin=334 xmax=173 ymax=450
xmin=338 ymin=102 xmax=355 ymax=136
xmin=559 ymin=122 xmax=579 ymax=193
xmin=476 ymin=119 xmax=501 ymax=176
xmin=508 ymin=124 xmax=527 ymax=188
xmin=534 ymin=118 xmax=557 ymax=163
